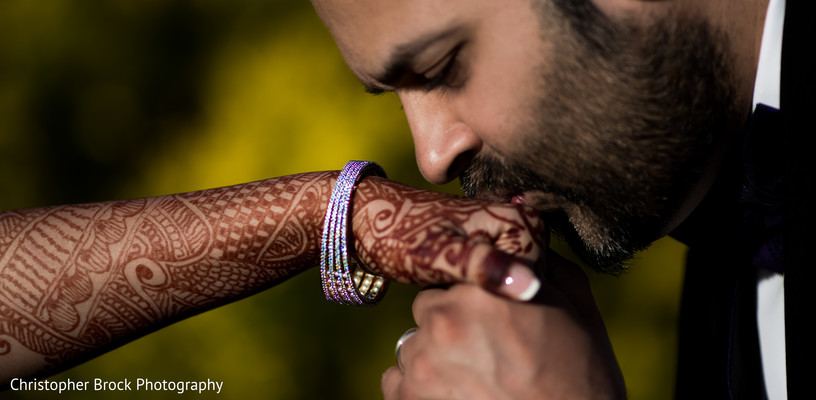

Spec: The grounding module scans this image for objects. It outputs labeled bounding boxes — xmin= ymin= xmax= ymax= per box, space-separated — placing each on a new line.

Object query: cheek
xmin=460 ymin=37 xmax=546 ymax=155
xmin=459 ymin=0 xmax=548 ymax=154
xmin=458 ymin=73 xmax=541 ymax=157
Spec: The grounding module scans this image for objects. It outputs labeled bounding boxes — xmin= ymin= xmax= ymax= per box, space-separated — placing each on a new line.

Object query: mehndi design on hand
xmin=351 ymin=177 xmax=545 ymax=300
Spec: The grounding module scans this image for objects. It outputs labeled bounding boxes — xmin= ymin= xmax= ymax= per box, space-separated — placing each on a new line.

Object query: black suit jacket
xmin=672 ymin=1 xmax=814 ymax=398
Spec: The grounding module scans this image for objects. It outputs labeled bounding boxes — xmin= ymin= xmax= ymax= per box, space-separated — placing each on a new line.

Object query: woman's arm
xmin=1 ymin=170 xmax=545 ymax=385
xmin=0 ymin=171 xmax=336 ymax=383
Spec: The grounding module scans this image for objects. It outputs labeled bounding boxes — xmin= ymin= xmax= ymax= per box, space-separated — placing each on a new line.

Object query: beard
xmin=461 ymin=0 xmax=739 ymax=274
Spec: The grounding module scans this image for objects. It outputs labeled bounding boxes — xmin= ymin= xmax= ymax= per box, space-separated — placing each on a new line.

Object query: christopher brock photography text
xmin=9 ymin=377 xmax=224 ymax=395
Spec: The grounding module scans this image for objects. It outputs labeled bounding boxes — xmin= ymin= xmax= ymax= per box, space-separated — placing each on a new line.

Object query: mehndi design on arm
xmin=0 ymin=172 xmax=333 ymax=378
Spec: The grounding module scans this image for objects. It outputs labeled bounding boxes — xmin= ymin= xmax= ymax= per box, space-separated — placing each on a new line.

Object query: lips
xmin=510 ymin=191 xmax=573 ymax=213
xmin=473 ymin=187 xmax=567 ymax=213
xmin=475 ymin=191 xmax=534 ymax=206
xmin=473 ymin=191 xmax=512 ymax=204
xmin=510 ymin=195 xmax=526 ymax=205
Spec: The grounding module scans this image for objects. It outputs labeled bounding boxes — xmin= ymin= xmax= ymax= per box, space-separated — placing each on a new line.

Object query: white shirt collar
xmin=752 ymin=0 xmax=785 ymax=110
xmin=752 ymin=4 xmax=787 ymax=400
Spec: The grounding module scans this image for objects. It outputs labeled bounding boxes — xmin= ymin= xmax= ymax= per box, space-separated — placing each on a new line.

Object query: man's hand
xmin=352 ymin=177 xmax=545 ymax=300
xmin=381 ymin=252 xmax=626 ymax=400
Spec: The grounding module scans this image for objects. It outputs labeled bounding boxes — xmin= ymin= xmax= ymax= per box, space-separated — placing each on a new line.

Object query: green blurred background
xmin=0 ymin=1 xmax=687 ymax=398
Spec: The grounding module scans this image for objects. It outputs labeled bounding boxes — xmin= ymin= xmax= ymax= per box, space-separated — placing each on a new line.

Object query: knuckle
xmin=412 ymin=289 xmax=443 ymax=318
xmin=408 ymin=349 xmax=438 ymax=384
xmin=424 ymin=310 xmax=464 ymax=344
xmin=447 ymin=282 xmax=485 ymax=299
xmin=415 ymin=284 xmax=495 ymax=328
xmin=450 ymin=284 xmax=512 ymax=316
xmin=450 ymin=282 xmax=496 ymax=306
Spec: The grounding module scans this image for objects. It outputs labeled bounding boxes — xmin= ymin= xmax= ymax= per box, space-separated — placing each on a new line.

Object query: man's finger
xmin=412 ymin=287 xmax=447 ymax=325
xmin=381 ymin=366 xmax=403 ymax=399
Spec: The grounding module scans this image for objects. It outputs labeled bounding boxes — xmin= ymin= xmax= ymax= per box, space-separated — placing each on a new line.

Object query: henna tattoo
xmin=1 ymin=171 xmax=544 ymax=383
xmin=351 ymin=177 xmax=545 ymax=287
xmin=0 ymin=172 xmax=335 ymax=382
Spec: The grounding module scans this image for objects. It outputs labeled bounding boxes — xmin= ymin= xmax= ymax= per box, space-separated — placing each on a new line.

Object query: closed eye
xmin=423 ymin=45 xmax=463 ymax=92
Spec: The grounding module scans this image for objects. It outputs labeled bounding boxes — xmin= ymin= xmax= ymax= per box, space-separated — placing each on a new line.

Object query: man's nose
xmin=398 ymin=91 xmax=482 ymax=184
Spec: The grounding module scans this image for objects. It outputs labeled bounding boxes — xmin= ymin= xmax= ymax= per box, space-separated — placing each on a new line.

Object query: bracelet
xmin=320 ymin=161 xmax=389 ymax=306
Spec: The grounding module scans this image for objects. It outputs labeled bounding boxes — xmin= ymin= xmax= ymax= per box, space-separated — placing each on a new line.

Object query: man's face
xmin=313 ymin=0 xmax=739 ymax=273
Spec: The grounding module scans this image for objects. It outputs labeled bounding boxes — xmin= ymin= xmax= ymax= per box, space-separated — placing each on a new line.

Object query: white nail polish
xmin=500 ymin=264 xmax=541 ymax=301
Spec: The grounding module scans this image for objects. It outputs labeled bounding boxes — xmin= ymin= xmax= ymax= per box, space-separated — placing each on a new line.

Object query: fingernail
xmin=499 ymin=264 xmax=541 ymax=301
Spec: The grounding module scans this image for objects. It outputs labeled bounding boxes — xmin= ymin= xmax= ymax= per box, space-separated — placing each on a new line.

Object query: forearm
xmin=0 ymin=171 xmax=336 ymax=383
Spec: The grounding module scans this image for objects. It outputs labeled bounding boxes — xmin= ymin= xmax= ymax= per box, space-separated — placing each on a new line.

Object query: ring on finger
xmin=395 ymin=327 xmax=418 ymax=371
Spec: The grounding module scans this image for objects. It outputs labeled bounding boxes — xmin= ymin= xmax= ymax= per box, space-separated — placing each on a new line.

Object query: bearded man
xmin=309 ymin=0 xmax=810 ymax=398
xmin=1 ymin=0 xmax=811 ymax=398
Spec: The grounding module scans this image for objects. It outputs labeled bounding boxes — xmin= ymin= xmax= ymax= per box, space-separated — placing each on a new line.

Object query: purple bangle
xmin=320 ymin=161 xmax=388 ymax=306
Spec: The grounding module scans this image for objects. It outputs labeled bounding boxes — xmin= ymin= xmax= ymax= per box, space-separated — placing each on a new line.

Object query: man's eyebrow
xmin=362 ymin=27 xmax=460 ymax=94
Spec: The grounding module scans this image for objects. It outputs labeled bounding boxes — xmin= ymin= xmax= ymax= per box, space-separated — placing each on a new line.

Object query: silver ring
xmin=395 ymin=327 xmax=418 ymax=371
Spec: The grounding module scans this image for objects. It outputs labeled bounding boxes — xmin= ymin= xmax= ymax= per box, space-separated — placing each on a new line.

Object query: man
xmin=1 ymin=0 xmax=810 ymax=397
xmin=310 ymin=0 xmax=811 ymax=398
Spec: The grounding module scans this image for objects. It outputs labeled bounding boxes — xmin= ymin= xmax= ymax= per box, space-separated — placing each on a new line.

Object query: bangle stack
xmin=320 ymin=161 xmax=389 ymax=306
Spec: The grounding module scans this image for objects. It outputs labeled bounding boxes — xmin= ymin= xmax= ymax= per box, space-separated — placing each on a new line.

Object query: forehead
xmin=312 ymin=0 xmax=515 ymax=74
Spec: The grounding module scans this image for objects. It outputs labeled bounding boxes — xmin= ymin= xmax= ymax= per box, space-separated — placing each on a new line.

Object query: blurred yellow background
xmin=0 ymin=1 xmax=686 ymax=398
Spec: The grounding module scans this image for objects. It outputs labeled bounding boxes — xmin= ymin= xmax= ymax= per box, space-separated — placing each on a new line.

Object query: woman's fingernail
xmin=499 ymin=264 xmax=541 ymax=301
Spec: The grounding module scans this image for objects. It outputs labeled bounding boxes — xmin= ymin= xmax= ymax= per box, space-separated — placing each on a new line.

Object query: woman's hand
xmin=351 ymin=177 xmax=545 ymax=300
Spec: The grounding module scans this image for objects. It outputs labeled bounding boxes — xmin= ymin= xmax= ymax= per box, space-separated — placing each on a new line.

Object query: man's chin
xmin=542 ymin=209 xmax=647 ymax=276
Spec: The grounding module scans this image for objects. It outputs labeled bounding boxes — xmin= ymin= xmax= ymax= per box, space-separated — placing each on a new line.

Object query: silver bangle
xmin=320 ymin=161 xmax=389 ymax=305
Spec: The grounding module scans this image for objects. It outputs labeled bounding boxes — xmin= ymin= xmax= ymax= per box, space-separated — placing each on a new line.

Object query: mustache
xmin=460 ymin=153 xmax=578 ymax=204
xmin=460 ymin=154 xmax=631 ymax=275
xmin=460 ymin=154 xmax=534 ymax=197
xmin=460 ymin=154 xmax=610 ymax=269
